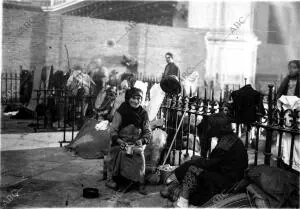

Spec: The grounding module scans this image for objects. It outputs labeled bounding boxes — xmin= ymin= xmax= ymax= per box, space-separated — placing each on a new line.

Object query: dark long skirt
xmin=109 ymin=145 xmax=145 ymax=183
xmin=174 ymin=160 xmax=235 ymax=206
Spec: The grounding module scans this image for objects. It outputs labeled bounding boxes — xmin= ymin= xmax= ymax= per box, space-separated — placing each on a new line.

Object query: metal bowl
xmin=83 ymin=187 xmax=99 ymax=198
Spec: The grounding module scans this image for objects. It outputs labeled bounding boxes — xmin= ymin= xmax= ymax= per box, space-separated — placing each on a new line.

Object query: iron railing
xmin=1 ymin=72 xmax=21 ymax=105
xmin=160 ymin=84 xmax=299 ymax=173
xmin=30 ymin=75 xmax=299 ymax=173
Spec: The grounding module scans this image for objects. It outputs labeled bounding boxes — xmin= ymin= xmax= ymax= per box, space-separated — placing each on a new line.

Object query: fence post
xmin=5 ymin=72 xmax=8 ymax=104
xmin=264 ymin=84 xmax=274 ymax=165
xmin=10 ymin=72 xmax=13 ymax=103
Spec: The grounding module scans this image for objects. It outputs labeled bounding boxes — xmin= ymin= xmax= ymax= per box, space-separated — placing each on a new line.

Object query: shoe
xmin=105 ymin=180 xmax=117 ymax=189
xmin=138 ymin=184 xmax=147 ymax=195
xmin=173 ymin=197 xmax=188 ymax=208
xmin=160 ymin=187 xmax=169 ymax=198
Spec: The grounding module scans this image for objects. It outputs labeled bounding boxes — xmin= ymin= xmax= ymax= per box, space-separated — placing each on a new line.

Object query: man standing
xmin=163 ymin=52 xmax=180 ymax=80
xmin=161 ymin=52 xmax=181 ymax=95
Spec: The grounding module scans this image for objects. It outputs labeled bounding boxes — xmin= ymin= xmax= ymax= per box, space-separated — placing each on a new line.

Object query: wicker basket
xmin=158 ymin=164 xmax=177 ymax=184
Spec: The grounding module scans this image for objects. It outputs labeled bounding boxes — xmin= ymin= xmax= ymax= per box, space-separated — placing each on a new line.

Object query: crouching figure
xmin=161 ymin=112 xmax=248 ymax=207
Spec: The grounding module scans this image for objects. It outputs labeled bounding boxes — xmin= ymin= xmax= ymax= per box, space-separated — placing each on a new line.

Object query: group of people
xmin=104 ymin=86 xmax=249 ymax=207
xmin=101 ymin=54 xmax=299 ymax=207
xmin=100 ymin=52 xmax=250 ymax=207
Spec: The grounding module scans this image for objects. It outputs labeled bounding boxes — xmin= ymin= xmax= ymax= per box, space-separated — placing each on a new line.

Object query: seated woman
xmin=160 ymin=112 xmax=248 ymax=207
xmin=105 ymin=87 xmax=151 ymax=195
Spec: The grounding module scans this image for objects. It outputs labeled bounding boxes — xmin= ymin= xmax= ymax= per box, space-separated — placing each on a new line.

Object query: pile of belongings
xmin=201 ymin=165 xmax=299 ymax=208
xmin=65 ymin=119 xmax=110 ymax=159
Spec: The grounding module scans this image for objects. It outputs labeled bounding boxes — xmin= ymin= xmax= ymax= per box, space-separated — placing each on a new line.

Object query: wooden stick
xmin=65 ymin=44 xmax=71 ymax=73
xmin=162 ymin=110 xmax=187 ymax=166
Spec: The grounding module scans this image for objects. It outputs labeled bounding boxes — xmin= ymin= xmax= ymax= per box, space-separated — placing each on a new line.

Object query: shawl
xmin=276 ymin=75 xmax=300 ymax=99
xmin=117 ymin=101 xmax=148 ymax=130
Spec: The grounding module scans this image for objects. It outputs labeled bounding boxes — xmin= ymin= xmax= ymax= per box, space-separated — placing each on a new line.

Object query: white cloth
xmin=110 ymin=91 xmax=125 ymax=117
xmin=152 ymin=128 xmax=167 ymax=148
xmin=277 ymin=95 xmax=300 ymax=172
xmin=146 ymin=83 xmax=165 ymax=121
xmin=175 ymin=197 xmax=189 ymax=208
xmin=182 ymin=71 xmax=199 ymax=96
xmin=134 ymin=80 xmax=148 ymax=106
xmin=95 ymin=120 xmax=109 ymax=131
xmin=277 ymin=95 xmax=300 ymax=110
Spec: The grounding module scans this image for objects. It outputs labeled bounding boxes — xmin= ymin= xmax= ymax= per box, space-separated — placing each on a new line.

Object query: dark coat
xmin=163 ymin=62 xmax=180 ymax=80
xmin=174 ymin=133 xmax=248 ymax=206
xmin=231 ymin=84 xmax=265 ymax=124
xmin=175 ymin=133 xmax=248 ymax=183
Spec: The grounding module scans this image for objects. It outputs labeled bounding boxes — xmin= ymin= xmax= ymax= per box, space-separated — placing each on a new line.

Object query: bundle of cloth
xmin=202 ymin=165 xmax=299 ymax=208
xmin=65 ymin=119 xmax=110 ymax=159
xmin=276 ymin=95 xmax=300 ymax=172
xmin=66 ymin=81 xmax=168 ymax=164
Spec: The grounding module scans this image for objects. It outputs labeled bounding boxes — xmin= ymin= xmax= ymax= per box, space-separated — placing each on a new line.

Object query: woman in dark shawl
xmin=276 ymin=60 xmax=300 ymax=99
xmin=106 ymin=87 xmax=151 ymax=194
xmin=160 ymin=112 xmax=248 ymax=207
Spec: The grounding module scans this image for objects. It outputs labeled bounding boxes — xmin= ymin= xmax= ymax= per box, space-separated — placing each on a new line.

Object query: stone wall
xmin=3 ymin=7 xmax=207 ymax=82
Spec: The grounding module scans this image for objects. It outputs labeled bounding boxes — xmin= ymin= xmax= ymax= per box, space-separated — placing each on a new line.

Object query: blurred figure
xmin=276 ymin=60 xmax=300 ymax=99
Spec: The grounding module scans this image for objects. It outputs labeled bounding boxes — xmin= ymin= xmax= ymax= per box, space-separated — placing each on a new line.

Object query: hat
xmin=198 ymin=112 xmax=233 ymax=138
xmin=125 ymin=87 xmax=143 ymax=101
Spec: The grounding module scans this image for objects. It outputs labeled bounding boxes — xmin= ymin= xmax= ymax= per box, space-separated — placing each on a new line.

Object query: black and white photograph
xmin=1 ymin=0 xmax=299 ymax=208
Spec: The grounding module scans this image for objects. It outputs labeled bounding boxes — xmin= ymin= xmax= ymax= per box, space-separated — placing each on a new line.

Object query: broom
xmin=148 ymin=111 xmax=187 ymax=184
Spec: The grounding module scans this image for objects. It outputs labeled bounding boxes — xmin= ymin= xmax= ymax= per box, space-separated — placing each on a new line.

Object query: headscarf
xmin=117 ymin=87 xmax=148 ymax=129
xmin=125 ymin=87 xmax=143 ymax=101
xmin=198 ymin=112 xmax=233 ymax=138
xmin=197 ymin=112 xmax=235 ymax=156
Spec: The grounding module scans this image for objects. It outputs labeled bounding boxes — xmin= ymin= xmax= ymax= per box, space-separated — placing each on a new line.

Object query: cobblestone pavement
xmin=1 ymin=147 xmax=171 ymax=208
xmin=1 ymin=114 xmax=276 ymax=208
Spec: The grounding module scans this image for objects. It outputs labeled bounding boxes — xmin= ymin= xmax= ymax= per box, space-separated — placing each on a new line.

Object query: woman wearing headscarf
xmin=106 ymin=87 xmax=151 ymax=195
xmin=160 ymin=112 xmax=248 ymax=207
xmin=275 ymin=60 xmax=300 ymax=172
xmin=276 ymin=60 xmax=300 ymax=99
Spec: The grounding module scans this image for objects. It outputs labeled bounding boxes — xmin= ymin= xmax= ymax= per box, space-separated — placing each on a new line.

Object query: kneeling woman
xmin=106 ymin=87 xmax=151 ymax=194
xmin=161 ymin=112 xmax=248 ymax=207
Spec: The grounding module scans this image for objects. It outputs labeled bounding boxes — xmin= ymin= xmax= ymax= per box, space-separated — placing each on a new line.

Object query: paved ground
xmin=1 ymin=147 xmax=170 ymax=208
xmin=0 ymin=115 xmax=171 ymax=208
xmin=0 ymin=113 xmax=276 ymax=208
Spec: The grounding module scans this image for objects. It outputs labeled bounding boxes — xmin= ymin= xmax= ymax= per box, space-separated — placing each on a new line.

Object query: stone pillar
xmin=188 ymin=1 xmax=261 ymax=89
xmin=205 ymin=32 xmax=261 ymax=89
